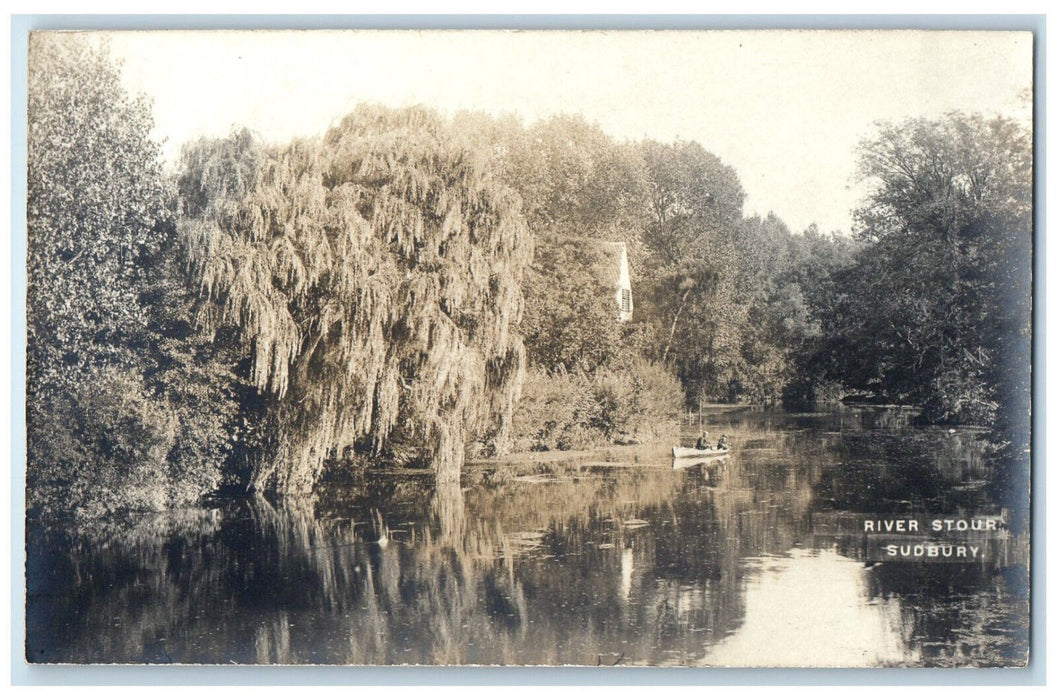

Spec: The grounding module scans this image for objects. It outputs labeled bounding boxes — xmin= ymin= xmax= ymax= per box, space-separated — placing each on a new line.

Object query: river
xmin=25 ymin=406 xmax=1029 ymax=667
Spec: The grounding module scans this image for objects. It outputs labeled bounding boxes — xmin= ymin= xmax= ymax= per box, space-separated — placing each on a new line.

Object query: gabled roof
xmin=592 ymin=241 xmax=628 ymax=290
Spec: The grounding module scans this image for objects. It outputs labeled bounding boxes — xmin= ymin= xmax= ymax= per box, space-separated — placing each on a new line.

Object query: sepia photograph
xmin=22 ymin=27 xmax=1033 ymax=668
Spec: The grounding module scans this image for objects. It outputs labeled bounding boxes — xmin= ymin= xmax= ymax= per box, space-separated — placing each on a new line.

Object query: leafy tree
xmin=518 ymin=236 xmax=627 ymax=372
xmin=179 ymin=106 xmax=532 ymax=490
xmin=730 ymin=217 xmax=859 ymax=407
xmin=816 ymin=113 xmax=1031 ymax=431
xmin=640 ymin=139 xmax=745 ymax=268
xmin=27 ymin=35 xmax=168 ymax=390
xmin=480 ymin=115 xmax=651 ymax=371
xmin=503 ymin=115 xmax=650 ymax=240
xmin=453 ymin=112 xmax=685 ymax=442
xmin=636 ymin=139 xmax=749 ymax=403
xmin=27 ymin=34 xmax=235 ymax=518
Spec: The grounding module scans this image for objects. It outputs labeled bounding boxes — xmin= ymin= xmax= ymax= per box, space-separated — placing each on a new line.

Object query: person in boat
xmin=696 ymin=431 xmax=713 ymax=450
xmin=717 ymin=434 xmax=730 ymax=450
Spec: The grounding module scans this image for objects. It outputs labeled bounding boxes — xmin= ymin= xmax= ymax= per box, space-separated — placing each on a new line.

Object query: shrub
xmin=509 ymin=369 xmax=599 ymax=451
xmin=510 ymin=360 xmax=683 ymax=452
xmin=28 ymin=367 xmax=223 ymax=520
xmin=594 ymin=358 xmax=684 ymax=442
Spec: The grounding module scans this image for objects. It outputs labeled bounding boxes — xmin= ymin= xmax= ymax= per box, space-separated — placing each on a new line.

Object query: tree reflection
xmin=26 ymin=407 xmax=1028 ymax=666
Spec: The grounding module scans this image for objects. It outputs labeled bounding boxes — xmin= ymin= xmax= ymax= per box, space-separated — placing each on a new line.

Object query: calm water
xmin=26 ymin=407 xmax=1029 ymax=667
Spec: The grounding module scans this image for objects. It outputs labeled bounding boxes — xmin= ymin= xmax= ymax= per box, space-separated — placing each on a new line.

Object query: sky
xmin=101 ymin=29 xmax=1033 ymax=235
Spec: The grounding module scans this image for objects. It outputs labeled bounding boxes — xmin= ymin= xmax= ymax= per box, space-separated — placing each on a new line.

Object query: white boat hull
xmin=672 ymin=446 xmax=730 ymax=460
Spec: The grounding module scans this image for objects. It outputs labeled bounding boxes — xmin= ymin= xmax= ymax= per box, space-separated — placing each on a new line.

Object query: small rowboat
xmin=672 ymin=446 xmax=730 ymax=460
xmin=672 ymin=446 xmax=730 ymax=471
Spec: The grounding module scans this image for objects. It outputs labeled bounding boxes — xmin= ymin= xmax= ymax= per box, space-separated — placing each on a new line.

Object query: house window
xmin=620 ymin=288 xmax=632 ymax=313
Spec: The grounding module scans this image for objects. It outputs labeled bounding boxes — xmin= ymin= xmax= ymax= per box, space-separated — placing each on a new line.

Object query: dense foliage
xmin=178 ymin=107 xmax=532 ymax=490
xmin=25 ymin=38 xmax=1031 ymax=519
xmin=27 ymin=35 xmax=236 ymax=518
xmin=480 ymin=117 xmax=852 ymax=409
xmin=485 ymin=116 xmax=651 ymax=373
xmin=811 ymin=114 xmax=1031 ymax=431
xmin=509 ymin=360 xmax=682 ymax=452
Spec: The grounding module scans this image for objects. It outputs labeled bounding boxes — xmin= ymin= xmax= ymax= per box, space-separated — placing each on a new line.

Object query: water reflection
xmin=26 ymin=407 xmax=1029 ymax=666
xmin=704 ymin=549 xmax=908 ymax=667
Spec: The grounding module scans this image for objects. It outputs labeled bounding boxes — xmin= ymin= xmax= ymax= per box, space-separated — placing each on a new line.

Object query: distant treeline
xmin=26 ymin=36 xmax=1031 ymax=518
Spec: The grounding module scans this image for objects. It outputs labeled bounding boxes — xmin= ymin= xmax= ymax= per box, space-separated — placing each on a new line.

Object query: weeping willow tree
xmin=179 ymin=106 xmax=532 ymax=491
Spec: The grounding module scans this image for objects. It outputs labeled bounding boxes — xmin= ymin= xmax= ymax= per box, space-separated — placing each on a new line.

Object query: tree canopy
xmin=27 ymin=35 xmax=170 ymax=388
xmin=27 ymin=34 xmax=236 ymax=517
xmin=26 ymin=39 xmax=1030 ymax=519
xmin=179 ymin=106 xmax=533 ymax=490
xmin=813 ymin=113 xmax=1031 ymax=429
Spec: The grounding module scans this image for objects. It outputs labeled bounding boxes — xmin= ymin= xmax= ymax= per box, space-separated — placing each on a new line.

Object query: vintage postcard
xmin=23 ymin=28 xmax=1033 ymax=667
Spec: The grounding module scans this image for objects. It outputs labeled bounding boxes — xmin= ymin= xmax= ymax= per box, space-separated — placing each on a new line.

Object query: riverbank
xmin=471 ymin=402 xmax=752 ymax=470
xmin=466 ymin=440 xmax=673 ymax=468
